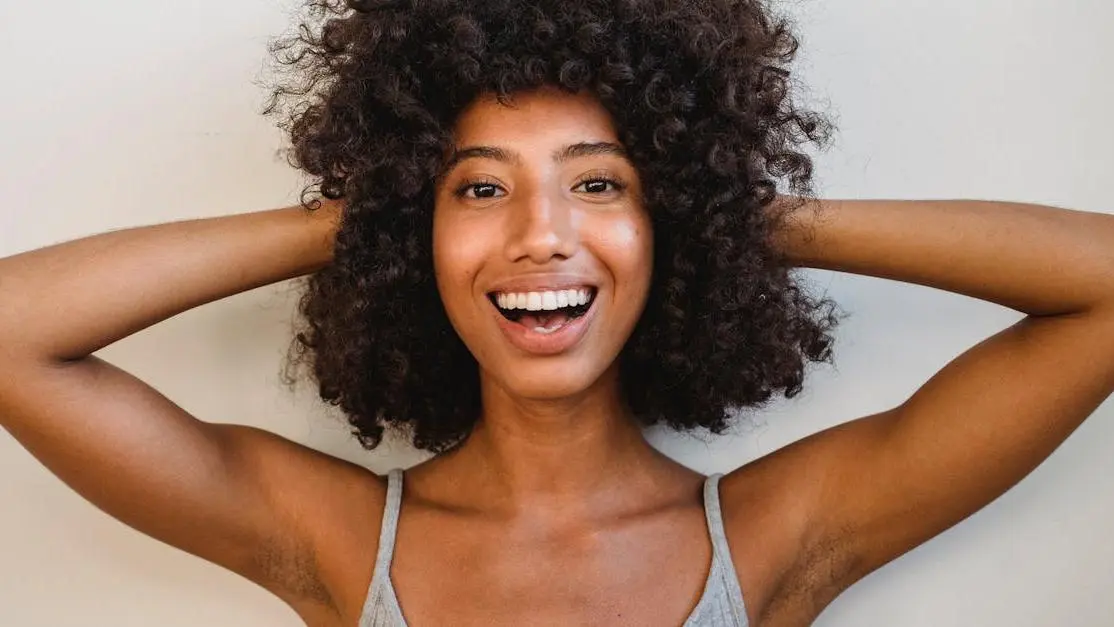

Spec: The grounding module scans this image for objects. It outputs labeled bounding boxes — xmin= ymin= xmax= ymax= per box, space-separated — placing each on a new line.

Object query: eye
xmin=573 ymin=176 xmax=627 ymax=194
xmin=453 ymin=178 xmax=506 ymax=200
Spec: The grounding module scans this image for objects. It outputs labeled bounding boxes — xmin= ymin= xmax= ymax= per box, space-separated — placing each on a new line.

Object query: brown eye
xmin=469 ymin=184 xmax=501 ymax=198
xmin=454 ymin=180 xmax=506 ymax=199
xmin=573 ymin=177 xmax=626 ymax=194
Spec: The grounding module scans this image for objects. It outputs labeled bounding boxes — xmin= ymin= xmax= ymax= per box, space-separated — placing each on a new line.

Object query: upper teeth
xmin=496 ymin=288 xmax=593 ymax=311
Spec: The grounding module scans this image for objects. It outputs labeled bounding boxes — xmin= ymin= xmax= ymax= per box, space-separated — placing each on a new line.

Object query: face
xmin=432 ymin=87 xmax=653 ymax=401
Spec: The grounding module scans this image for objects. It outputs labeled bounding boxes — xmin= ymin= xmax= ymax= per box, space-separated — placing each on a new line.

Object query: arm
xmin=0 ymin=200 xmax=374 ymax=616
xmin=726 ymin=197 xmax=1114 ymax=612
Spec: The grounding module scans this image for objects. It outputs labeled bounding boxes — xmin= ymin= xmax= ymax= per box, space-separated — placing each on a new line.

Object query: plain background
xmin=2 ymin=0 xmax=1112 ymax=625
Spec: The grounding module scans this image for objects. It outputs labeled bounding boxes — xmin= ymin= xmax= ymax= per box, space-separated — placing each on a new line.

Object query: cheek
xmin=432 ymin=210 xmax=489 ymax=316
xmin=595 ymin=213 xmax=653 ymax=294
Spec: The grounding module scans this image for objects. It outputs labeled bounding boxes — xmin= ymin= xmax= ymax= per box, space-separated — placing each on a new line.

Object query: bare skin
xmin=2 ymin=88 xmax=1114 ymax=627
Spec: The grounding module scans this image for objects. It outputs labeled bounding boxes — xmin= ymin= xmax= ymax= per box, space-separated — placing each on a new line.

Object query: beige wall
xmin=1 ymin=0 xmax=1112 ymax=625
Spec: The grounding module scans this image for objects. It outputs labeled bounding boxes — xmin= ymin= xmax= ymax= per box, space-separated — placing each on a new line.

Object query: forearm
xmin=0 ymin=201 xmax=340 ymax=362
xmin=772 ymin=197 xmax=1114 ymax=316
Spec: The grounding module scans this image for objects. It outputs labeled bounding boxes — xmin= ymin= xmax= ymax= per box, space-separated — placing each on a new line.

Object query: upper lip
xmin=486 ymin=274 xmax=599 ymax=294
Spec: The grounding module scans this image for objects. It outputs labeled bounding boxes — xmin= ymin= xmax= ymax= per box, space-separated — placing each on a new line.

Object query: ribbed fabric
xmin=358 ymin=469 xmax=749 ymax=626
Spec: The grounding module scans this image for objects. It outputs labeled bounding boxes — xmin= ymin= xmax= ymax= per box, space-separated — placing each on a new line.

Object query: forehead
xmin=451 ymin=88 xmax=621 ymax=147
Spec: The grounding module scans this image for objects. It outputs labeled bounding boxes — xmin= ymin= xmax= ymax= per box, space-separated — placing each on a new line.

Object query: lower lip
xmin=492 ymin=299 xmax=597 ymax=356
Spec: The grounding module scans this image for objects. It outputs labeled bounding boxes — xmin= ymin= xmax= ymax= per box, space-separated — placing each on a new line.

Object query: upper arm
xmin=724 ymin=306 xmax=1114 ymax=614
xmin=0 ymin=354 xmax=383 ymax=616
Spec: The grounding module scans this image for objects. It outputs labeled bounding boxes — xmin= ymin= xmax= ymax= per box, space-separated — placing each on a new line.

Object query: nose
xmin=503 ymin=187 xmax=579 ymax=264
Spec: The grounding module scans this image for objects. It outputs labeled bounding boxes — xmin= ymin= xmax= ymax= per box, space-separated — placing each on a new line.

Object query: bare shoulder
xmin=216 ymin=424 xmax=388 ymax=624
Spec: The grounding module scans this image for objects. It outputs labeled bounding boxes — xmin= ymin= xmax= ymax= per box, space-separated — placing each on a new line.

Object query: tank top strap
xmin=703 ymin=473 xmax=749 ymax=615
xmin=368 ymin=468 xmax=405 ymax=593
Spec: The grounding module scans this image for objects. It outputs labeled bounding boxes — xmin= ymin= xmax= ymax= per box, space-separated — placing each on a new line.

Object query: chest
xmin=318 ymin=478 xmax=821 ymax=627
xmin=385 ymin=503 xmax=716 ymax=626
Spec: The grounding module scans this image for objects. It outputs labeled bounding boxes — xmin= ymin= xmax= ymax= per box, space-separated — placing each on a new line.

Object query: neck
xmin=439 ymin=365 xmax=665 ymax=512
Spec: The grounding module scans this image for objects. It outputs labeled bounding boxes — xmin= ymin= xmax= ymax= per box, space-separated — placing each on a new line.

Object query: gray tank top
xmin=359 ymin=469 xmax=750 ymax=626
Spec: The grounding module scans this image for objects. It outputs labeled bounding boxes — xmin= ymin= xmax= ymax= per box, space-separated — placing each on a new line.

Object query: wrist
xmin=292 ymin=198 xmax=344 ymax=273
xmin=766 ymin=194 xmax=822 ymax=267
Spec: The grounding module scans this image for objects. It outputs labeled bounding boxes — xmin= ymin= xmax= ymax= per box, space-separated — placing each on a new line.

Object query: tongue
xmin=519 ymin=311 xmax=571 ymax=330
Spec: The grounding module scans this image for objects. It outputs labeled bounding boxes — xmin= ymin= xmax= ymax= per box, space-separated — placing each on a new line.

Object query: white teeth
xmin=494 ymin=288 xmax=595 ymax=311
xmin=526 ymin=292 xmax=542 ymax=310
xmin=542 ymin=292 xmax=558 ymax=310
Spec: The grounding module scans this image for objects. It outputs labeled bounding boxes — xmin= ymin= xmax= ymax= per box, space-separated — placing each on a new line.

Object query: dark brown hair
xmin=266 ymin=0 xmax=842 ymax=453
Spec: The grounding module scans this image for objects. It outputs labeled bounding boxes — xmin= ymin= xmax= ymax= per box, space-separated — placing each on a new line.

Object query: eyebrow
xmin=442 ymin=141 xmax=629 ymax=172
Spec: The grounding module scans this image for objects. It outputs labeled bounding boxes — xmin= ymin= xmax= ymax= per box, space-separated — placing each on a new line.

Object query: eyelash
xmin=574 ymin=175 xmax=628 ymax=194
xmin=452 ymin=177 xmax=502 ymax=199
xmin=452 ymin=175 xmax=628 ymax=199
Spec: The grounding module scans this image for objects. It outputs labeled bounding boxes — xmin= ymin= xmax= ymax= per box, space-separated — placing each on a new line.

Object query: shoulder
xmin=217 ymin=425 xmax=389 ymax=623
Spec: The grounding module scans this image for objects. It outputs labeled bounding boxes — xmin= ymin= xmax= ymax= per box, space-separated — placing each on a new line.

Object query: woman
xmin=1 ymin=0 xmax=1111 ymax=625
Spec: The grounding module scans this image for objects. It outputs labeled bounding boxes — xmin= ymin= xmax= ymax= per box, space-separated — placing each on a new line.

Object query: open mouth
xmin=488 ymin=288 xmax=597 ymax=333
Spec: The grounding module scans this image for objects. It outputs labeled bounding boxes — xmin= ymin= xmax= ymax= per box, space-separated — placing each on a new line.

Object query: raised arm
xmin=723 ymin=197 xmax=1114 ymax=617
xmin=0 ymin=200 xmax=375 ymax=619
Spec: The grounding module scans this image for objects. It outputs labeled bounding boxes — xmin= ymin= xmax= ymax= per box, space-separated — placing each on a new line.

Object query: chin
xmin=488 ymin=357 xmax=613 ymax=402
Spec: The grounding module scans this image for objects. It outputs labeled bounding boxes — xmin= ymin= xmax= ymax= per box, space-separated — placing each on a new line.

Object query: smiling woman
xmin=432 ymin=90 xmax=654 ymax=397
xmin=2 ymin=1 xmax=1113 ymax=627
xmin=268 ymin=0 xmax=838 ymax=456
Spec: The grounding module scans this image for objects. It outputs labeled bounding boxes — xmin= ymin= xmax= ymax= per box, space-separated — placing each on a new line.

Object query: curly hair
xmin=266 ymin=0 xmax=842 ymax=453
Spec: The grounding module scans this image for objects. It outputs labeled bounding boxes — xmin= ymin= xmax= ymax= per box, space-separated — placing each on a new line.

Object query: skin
xmin=2 ymin=85 xmax=1114 ymax=627
xmin=433 ymin=88 xmax=651 ymax=404
xmin=399 ymin=88 xmax=710 ymax=625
